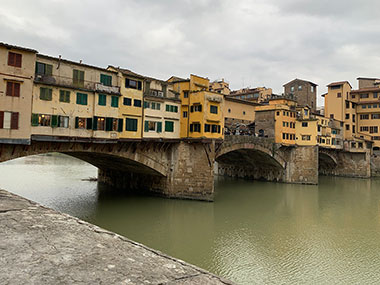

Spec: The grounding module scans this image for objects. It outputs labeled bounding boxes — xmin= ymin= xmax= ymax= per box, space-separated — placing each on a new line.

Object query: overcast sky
xmin=1 ymin=0 xmax=380 ymax=106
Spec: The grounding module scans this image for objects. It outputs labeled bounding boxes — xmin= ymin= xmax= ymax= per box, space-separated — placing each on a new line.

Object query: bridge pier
xmin=98 ymin=141 xmax=215 ymax=201
xmin=284 ymin=145 xmax=318 ymax=184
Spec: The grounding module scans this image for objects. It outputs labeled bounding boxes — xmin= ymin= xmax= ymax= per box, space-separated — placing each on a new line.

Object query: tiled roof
xmin=327 ymin=81 xmax=352 ymax=88
xmin=0 ymin=42 xmax=37 ymax=53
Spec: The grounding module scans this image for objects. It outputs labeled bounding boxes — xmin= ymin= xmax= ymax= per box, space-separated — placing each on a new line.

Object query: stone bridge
xmin=216 ymin=136 xmax=318 ymax=184
xmin=0 ymin=135 xmax=372 ymax=201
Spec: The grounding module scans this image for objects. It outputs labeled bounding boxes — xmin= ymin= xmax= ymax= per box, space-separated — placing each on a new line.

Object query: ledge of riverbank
xmin=0 ymin=189 xmax=233 ymax=284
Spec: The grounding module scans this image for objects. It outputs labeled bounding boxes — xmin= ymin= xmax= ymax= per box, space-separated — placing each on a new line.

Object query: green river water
xmin=1 ymin=153 xmax=380 ymax=284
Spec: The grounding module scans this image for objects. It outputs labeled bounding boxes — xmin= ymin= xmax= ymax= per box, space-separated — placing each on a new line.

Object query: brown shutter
xmin=0 ymin=111 xmax=4 ymax=129
xmin=15 ymin=54 xmax=22 ymax=67
xmin=14 ymin=83 xmax=20 ymax=97
xmin=11 ymin=112 xmax=19 ymax=130
xmin=8 ymin=52 xmax=14 ymax=66
xmin=6 ymin=82 xmax=13 ymax=96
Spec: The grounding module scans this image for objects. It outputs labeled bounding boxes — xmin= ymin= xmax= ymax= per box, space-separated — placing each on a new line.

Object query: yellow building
xmin=255 ymin=97 xmax=297 ymax=144
xmin=31 ymin=55 xmax=122 ymax=140
xmin=143 ymin=77 xmax=181 ymax=139
xmin=107 ymin=67 xmax=144 ymax=139
xmin=169 ymin=74 xmax=224 ymax=140
xmin=223 ymin=96 xmax=257 ymax=134
xmin=209 ymin=79 xmax=230 ymax=95
xmin=295 ymin=106 xmax=318 ymax=146
xmin=0 ymin=43 xmax=37 ymax=144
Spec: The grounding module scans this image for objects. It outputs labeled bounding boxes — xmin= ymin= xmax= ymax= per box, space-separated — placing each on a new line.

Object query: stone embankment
xmin=0 ymin=189 xmax=233 ymax=284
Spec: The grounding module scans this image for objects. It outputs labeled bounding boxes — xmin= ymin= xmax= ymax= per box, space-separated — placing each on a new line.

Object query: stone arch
xmin=318 ymin=150 xmax=338 ymax=173
xmin=216 ymin=142 xmax=286 ymax=169
xmin=0 ymin=142 xmax=168 ymax=177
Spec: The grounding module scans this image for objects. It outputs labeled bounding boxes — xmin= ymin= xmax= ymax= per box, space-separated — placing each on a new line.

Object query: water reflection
xmin=1 ymin=154 xmax=380 ymax=284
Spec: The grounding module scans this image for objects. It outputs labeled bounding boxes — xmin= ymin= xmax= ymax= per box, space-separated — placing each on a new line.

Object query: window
xmin=40 ymin=87 xmax=52 ymax=101
xmin=298 ymin=85 xmax=302 ymax=90
xmin=302 ymin=135 xmax=311 ymax=141
xmin=311 ymin=86 xmax=315 ymax=92
xmin=36 ymin=114 xmax=51 ymax=126
xmin=189 ymin=123 xmax=201 ymax=133
xmin=0 ymin=111 xmax=18 ymax=129
xmin=276 ymin=111 xmax=280 ymax=116
xmin=94 ymin=117 xmax=106 ymax=131
xmin=190 ymin=105 xmax=202 ymax=112
xmin=374 ymin=93 xmax=378 ymax=98
xmin=360 ymin=126 xmax=369 ymax=132
xmin=346 ymin=101 xmax=350 ymax=109
xmin=210 ymin=105 xmax=218 ymax=114
xmin=330 ymin=114 xmax=334 ymax=119
xmin=243 ymin=111 xmax=246 ymax=115
xmin=35 ymin=62 xmax=52 ymax=76
xmin=374 ymin=104 xmax=378 ymax=108
xmin=125 ymin=78 xmax=142 ymax=90
xmin=204 ymin=124 xmax=211 ymax=132
xmin=360 ymin=93 xmax=369 ymax=99
xmin=302 ymin=122 xmax=308 ymax=127
xmin=352 ymin=125 xmax=355 ymax=133
xmin=144 ymin=101 xmax=150 ymax=109
xmin=76 ymin=93 xmax=88 ymax=105
xmin=228 ymin=109 xmax=231 ymax=113
xmin=360 ymin=114 xmax=369 ymax=120
xmin=147 ymin=102 xmax=161 ymax=110
xmin=362 ymin=105 xmax=367 ymax=109
xmin=100 ymin=74 xmax=112 ymax=86
xmin=75 ymin=117 xmax=92 ymax=129
xmin=58 ymin=116 xmax=69 ymax=128
xmin=352 ymin=114 xmax=355 ymax=123
xmin=331 ymin=85 xmax=341 ymax=90
xmin=144 ymin=121 xmax=162 ymax=132
xmin=98 ymin=94 xmax=106 ymax=106
xmin=111 ymin=96 xmax=119 ymax=108
xmin=351 ymin=142 xmax=356 ymax=148
xmin=283 ymin=122 xmax=286 ymax=127
xmin=123 ymin=98 xmax=132 ymax=106
xmin=6 ymin=81 xmax=20 ymax=97
xmin=8 ymin=52 xmax=22 ymax=67
xmin=352 ymin=94 xmax=356 ymax=99
xmin=337 ymin=93 xmax=342 ymax=98
xmin=134 ymin=99 xmax=142 ymax=107
xmin=73 ymin=69 xmax=84 ymax=87
xmin=290 ymin=86 xmax=295 ymax=92
xmin=345 ymin=124 xmax=350 ymax=131
xmin=368 ymin=104 xmax=372 ymax=109
xmin=184 ymin=91 xmax=189 ymax=98
xmin=282 ymin=133 xmax=286 ymax=139
xmin=166 ymin=104 xmax=178 ymax=112
xmin=372 ymin=114 xmax=380 ymax=119
xmin=59 ymin=90 xmax=70 ymax=103
xmin=126 ymin=118 xmax=138 ymax=131
xmin=345 ymin=114 xmax=350 ymax=120
xmin=165 ymin=121 xmax=174 ymax=132
xmin=304 ymin=109 xmax=308 ymax=116
xmin=183 ymin=111 xmax=188 ymax=118
xmin=211 ymin=124 xmax=220 ymax=133
xmin=370 ymin=126 xmax=378 ymax=134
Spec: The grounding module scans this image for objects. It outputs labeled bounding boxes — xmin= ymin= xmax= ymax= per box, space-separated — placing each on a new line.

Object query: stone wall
xmin=370 ymin=154 xmax=380 ymax=177
xmin=284 ymin=145 xmax=318 ymax=184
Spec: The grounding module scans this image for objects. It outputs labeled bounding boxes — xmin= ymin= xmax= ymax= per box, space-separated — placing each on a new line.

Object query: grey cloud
xmin=1 ymin=0 xmax=380 ymax=107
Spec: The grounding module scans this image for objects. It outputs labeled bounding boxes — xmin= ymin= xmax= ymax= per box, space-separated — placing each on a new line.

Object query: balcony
xmin=34 ymin=74 xmax=120 ymax=95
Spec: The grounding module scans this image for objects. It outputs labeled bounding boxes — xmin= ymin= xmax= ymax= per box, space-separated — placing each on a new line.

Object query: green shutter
xmin=144 ymin=121 xmax=149 ymax=132
xmin=48 ymin=89 xmax=52 ymax=101
xmin=51 ymin=115 xmax=58 ymax=128
xmin=118 ymin=118 xmax=123 ymax=132
xmin=106 ymin=118 xmax=113 ymax=131
xmin=111 ymin=96 xmax=119 ymax=107
xmin=31 ymin=114 xmax=39 ymax=126
xmin=144 ymin=101 xmax=149 ymax=108
xmin=100 ymin=74 xmax=112 ymax=86
xmin=86 ymin=118 xmax=93 ymax=130
xmin=157 ymin=122 xmax=162 ymax=133
xmin=46 ymin=64 xmax=53 ymax=76
xmin=75 ymin=117 xmax=79 ymax=128
xmin=93 ymin=117 xmax=98 ymax=130
xmin=166 ymin=105 xmax=169 ymax=112
xmin=165 ymin=121 xmax=174 ymax=132
xmin=98 ymin=94 xmax=106 ymax=106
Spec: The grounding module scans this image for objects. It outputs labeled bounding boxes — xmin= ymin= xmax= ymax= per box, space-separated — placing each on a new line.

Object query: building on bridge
xmin=208 ymin=78 xmax=230 ymax=95
xmin=229 ymin=86 xmax=273 ymax=103
xmin=283 ymin=78 xmax=318 ymax=112
xmin=0 ymin=43 xmax=37 ymax=145
xmin=169 ymin=74 xmax=224 ymax=140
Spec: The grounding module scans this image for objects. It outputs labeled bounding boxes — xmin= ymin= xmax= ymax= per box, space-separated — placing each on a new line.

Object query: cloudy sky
xmin=1 ymin=0 xmax=380 ymax=106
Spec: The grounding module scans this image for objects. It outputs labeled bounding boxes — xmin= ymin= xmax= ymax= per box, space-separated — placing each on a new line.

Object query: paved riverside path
xmin=0 ymin=190 xmax=233 ymax=285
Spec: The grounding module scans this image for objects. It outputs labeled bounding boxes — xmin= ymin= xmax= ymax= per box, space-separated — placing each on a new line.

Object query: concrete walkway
xmin=0 ymin=189 xmax=233 ymax=284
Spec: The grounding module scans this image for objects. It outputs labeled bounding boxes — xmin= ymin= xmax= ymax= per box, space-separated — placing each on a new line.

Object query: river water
xmin=1 ymin=153 xmax=380 ymax=284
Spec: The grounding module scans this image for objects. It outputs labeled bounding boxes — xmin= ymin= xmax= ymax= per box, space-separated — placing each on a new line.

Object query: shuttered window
xmin=35 ymin=62 xmax=53 ymax=75
xmin=8 ymin=52 xmax=22 ymax=67
xmin=6 ymin=81 xmax=20 ymax=97
xmin=73 ymin=69 xmax=85 ymax=87
xmin=59 ymin=90 xmax=70 ymax=103
xmin=40 ymin=87 xmax=53 ymax=101
xmin=123 ymin=98 xmax=132 ymax=106
xmin=210 ymin=105 xmax=218 ymax=114
xmin=134 ymin=99 xmax=142 ymax=107
xmin=126 ymin=118 xmax=138 ymax=131
xmin=100 ymin=74 xmax=112 ymax=86
xmin=111 ymin=96 xmax=119 ymax=107
xmin=98 ymin=94 xmax=107 ymax=106
xmin=76 ymin=93 xmax=88 ymax=105
xmin=0 ymin=111 xmax=3 ymax=129
xmin=165 ymin=105 xmax=178 ymax=113
xmin=125 ymin=78 xmax=142 ymax=90
xmin=165 ymin=121 xmax=174 ymax=132
xmin=0 ymin=112 xmax=17 ymax=129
